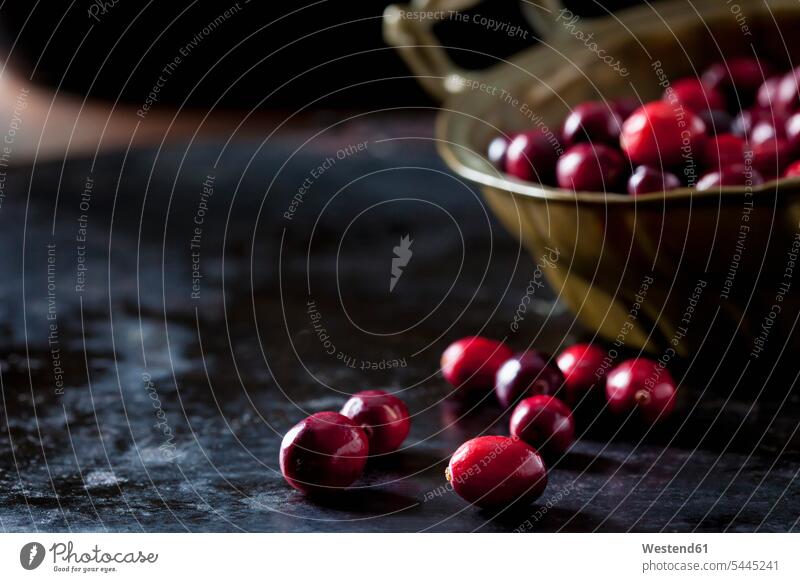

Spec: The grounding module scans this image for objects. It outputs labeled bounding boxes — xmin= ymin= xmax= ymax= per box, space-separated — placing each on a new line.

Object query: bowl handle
xmin=383 ymin=0 xmax=572 ymax=102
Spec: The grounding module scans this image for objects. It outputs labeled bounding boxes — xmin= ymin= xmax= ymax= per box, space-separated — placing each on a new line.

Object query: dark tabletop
xmin=1 ymin=112 xmax=799 ymax=532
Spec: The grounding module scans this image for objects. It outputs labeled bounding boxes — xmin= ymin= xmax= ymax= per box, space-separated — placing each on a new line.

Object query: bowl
xmin=385 ymin=0 xmax=800 ymax=366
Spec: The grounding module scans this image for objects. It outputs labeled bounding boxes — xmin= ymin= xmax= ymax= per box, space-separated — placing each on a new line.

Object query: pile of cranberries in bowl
xmin=489 ymin=57 xmax=800 ymax=195
xmin=440 ymin=336 xmax=677 ymax=508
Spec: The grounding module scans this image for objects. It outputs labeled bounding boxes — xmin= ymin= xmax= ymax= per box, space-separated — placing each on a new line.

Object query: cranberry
xmin=702 ymin=58 xmax=771 ymax=107
xmin=441 ymin=337 xmax=513 ymax=396
xmin=505 ymin=131 xmax=560 ymax=183
xmin=487 ymin=136 xmax=510 ymax=170
xmin=611 ymin=97 xmax=640 ymax=120
xmin=561 ymin=101 xmax=622 ymax=147
xmin=620 ymin=101 xmax=706 ymax=166
xmin=756 ymin=76 xmax=784 ymax=109
xmin=494 ymin=350 xmax=565 ymax=409
xmin=702 ymin=134 xmax=747 ymax=169
xmin=627 ymin=165 xmax=681 ymax=195
xmin=605 ymin=359 xmax=677 ymax=423
xmin=697 ymin=109 xmax=733 ymax=135
xmin=776 ymin=68 xmax=800 ymax=111
xmin=446 ymin=435 xmax=547 ymax=508
xmin=696 ymin=164 xmax=764 ymax=190
xmin=785 ymin=160 xmax=800 ymax=177
xmin=751 ymin=138 xmax=793 ymax=180
xmin=279 ymin=412 xmax=369 ymax=495
xmin=785 ymin=112 xmax=800 ymax=152
xmin=510 ymin=395 xmax=575 ymax=456
xmin=665 ymin=77 xmax=725 ymax=113
xmin=556 ymin=143 xmax=626 ymax=192
xmin=340 ymin=389 xmax=410 ymax=455
xmin=556 ymin=343 xmax=607 ymax=403
xmin=732 ymin=109 xmax=759 ymax=137
xmin=750 ymin=119 xmax=786 ymax=146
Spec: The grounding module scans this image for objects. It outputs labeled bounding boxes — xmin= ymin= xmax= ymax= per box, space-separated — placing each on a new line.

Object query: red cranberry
xmin=703 ymin=58 xmax=771 ymax=107
xmin=696 ymin=164 xmax=764 ymax=190
xmin=441 ymin=337 xmax=513 ymax=396
xmin=697 ymin=109 xmax=733 ymax=135
xmin=702 ymin=134 xmax=747 ymax=169
xmin=756 ymin=76 xmax=784 ymax=109
xmin=751 ymin=138 xmax=793 ymax=180
xmin=279 ymin=412 xmax=369 ymax=495
xmin=611 ymin=97 xmax=640 ymax=120
xmin=561 ymin=101 xmax=622 ymax=147
xmin=750 ymin=119 xmax=786 ymax=146
xmin=556 ymin=343 xmax=607 ymax=403
xmin=665 ymin=77 xmax=725 ymax=113
xmin=487 ymin=136 xmax=510 ymax=170
xmin=776 ymin=68 xmax=800 ymax=111
xmin=510 ymin=395 xmax=575 ymax=456
xmin=556 ymin=143 xmax=626 ymax=192
xmin=340 ymin=390 xmax=410 ymax=455
xmin=605 ymin=359 xmax=677 ymax=423
xmin=505 ymin=131 xmax=560 ymax=183
xmin=620 ymin=101 xmax=706 ymax=166
xmin=785 ymin=112 xmax=800 ymax=152
xmin=785 ymin=160 xmax=800 ymax=177
xmin=627 ymin=165 xmax=681 ymax=195
xmin=731 ymin=109 xmax=759 ymax=137
xmin=495 ymin=350 xmax=565 ymax=409
xmin=446 ymin=436 xmax=547 ymax=508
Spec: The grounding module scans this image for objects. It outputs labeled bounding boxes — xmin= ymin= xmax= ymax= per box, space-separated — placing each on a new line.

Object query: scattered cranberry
xmin=561 ymin=101 xmax=622 ymax=147
xmin=665 ymin=77 xmax=725 ymax=113
xmin=620 ymin=101 xmax=706 ymax=166
xmin=697 ymin=108 xmax=733 ymax=135
xmin=340 ymin=390 xmax=410 ymax=455
xmin=702 ymin=134 xmax=747 ymax=169
xmin=627 ymin=165 xmax=681 ymax=195
xmin=696 ymin=164 xmax=764 ymax=190
xmin=751 ymin=137 xmax=793 ymax=180
xmin=487 ymin=136 xmax=510 ymax=170
xmin=505 ymin=131 xmax=560 ymax=183
xmin=785 ymin=160 xmax=800 ymax=177
xmin=495 ymin=350 xmax=565 ymax=409
xmin=441 ymin=337 xmax=513 ymax=397
xmin=446 ymin=435 xmax=547 ymax=508
xmin=556 ymin=143 xmax=626 ymax=192
xmin=510 ymin=395 xmax=575 ymax=456
xmin=279 ymin=412 xmax=369 ymax=495
xmin=556 ymin=343 xmax=607 ymax=403
xmin=605 ymin=359 xmax=677 ymax=423
xmin=703 ymin=58 xmax=771 ymax=107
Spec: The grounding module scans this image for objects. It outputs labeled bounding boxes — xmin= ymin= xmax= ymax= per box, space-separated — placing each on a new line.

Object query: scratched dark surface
xmin=0 ymin=113 xmax=799 ymax=532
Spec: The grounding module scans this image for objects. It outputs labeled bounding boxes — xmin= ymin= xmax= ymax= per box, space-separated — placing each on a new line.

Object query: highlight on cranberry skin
xmin=556 ymin=142 xmax=626 ymax=192
xmin=510 ymin=395 xmax=575 ymax=456
xmin=560 ymin=101 xmax=622 ymax=147
xmin=626 ymin=165 xmax=682 ymax=195
xmin=504 ymin=131 xmax=560 ymax=183
xmin=441 ymin=337 xmax=513 ymax=397
xmin=696 ymin=165 xmax=764 ymax=190
xmin=340 ymin=389 xmax=411 ymax=455
xmin=620 ymin=101 xmax=707 ymax=166
xmin=446 ymin=435 xmax=547 ymax=508
xmin=279 ymin=411 xmax=369 ymax=495
xmin=494 ymin=350 xmax=565 ymax=409
xmin=556 ymin=343 xmax=607 ymax=404
xmin=605 ymin=359 xmax=677 ymax=423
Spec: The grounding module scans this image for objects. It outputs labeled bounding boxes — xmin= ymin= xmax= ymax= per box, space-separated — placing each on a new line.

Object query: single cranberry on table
xmin=279 ymin=412 xmax=369 ymax=495
xmin=505 ymin=131 xmax=560 ymax=183
xmin=340 ymin=390 xmax=410 ymax=455
xmin=696 ymin=164 xmax=764 ymax=190
xmin=561 ymin=101 xmax=622 ymax=147
xmin=510 ymin=395 xmax=575 ymax=456
xmin=605 ymin=359 xmax=677 ymax=423
xmin=620 ymin=101 xmax=707 ymax=166
xmin=702 ymin=58 xmax=772 ymax=107
xmin=487 ymin=135 xmax=510 ymax=170
xmin=446 ymin=435 xmax=547 ymax=508
xmin=664 ymin=77 xmax=725 ymax=113
xmin=702 ymin=133 xmax=748 ymax=169
xmin=556 ymin=343 xmax=607 ymax=403
xmin=697 ymin=108 xmax=733 ymax=135
xmin=751 ymin=137 xmax=794 ymax=180
xmin=556 ymin=143 xmax=626 ymax=192
xmin=495 ymin=350 xmax=565 ymax=409
xmin=785 ymin=160 xmax=800 ymax=177
xmin=441 ymin=336 xmax=513 ymax=397
xmin=627 ymin=165 xmax=682 ymax=195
